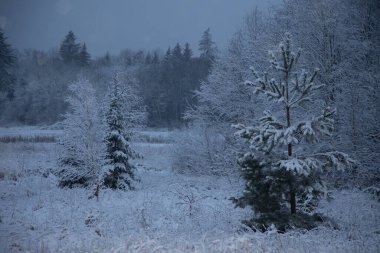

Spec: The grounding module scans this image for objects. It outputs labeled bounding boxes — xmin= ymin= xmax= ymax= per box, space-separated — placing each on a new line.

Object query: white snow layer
xmin=0 ymin=128 xmax=379 ymax=253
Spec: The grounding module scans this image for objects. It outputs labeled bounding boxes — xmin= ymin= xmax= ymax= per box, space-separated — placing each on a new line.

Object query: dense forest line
xmin=0 ymin=27 xmax=216 ymax=127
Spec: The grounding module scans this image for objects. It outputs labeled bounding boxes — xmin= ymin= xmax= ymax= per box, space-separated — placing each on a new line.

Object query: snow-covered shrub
xmin=232 ymin=33 xmax=355 ymax=231
xmin=179 ymin=11 xmax=268 ymax=177
xmin=363 ymin=186 xmax=380 ymax=201
xmin=172 ymin=123 xmax=240 ymax=176
xmin=116 ymin=69 xmax=147 ymax=133
xmin=57 ymin=77 xmax=105 ymax=188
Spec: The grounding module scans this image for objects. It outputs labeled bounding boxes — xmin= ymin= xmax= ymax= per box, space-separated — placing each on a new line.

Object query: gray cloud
xmin=0 ymin=0 xmax=279 ymax=57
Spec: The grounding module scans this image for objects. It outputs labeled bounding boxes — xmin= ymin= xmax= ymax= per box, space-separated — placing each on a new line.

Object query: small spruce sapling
xmin=232 ymin=33 xmax=355 ymax=231
xmin=103 ymin=74 xmax=138 ymax=190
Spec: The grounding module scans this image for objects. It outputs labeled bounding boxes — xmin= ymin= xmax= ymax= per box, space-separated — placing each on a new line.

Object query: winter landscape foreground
xmin=0 ymin=127 xmax=378 ymax=253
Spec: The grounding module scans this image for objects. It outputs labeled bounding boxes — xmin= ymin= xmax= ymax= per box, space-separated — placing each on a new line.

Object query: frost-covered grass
xmin=0 ymin=126 xmax=63 ymax=137
xmin=0 ymin=126 xmax=62 ymax=143
xmin=0 ymin=127 xmax=379 ymax=252
xmin=0 ymin=135 xmax=57 ymax=143
xmin=132 ymin=129 xmax=175 ymax=144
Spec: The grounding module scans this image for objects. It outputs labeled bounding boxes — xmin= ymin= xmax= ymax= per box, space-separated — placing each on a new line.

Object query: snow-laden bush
xmin=172 ymin=123 xmax=240 ymax=176
xmin=57 ymin=77 xmax=105 ymax=188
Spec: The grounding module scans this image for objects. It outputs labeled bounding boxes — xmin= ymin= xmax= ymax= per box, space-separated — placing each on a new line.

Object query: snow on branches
xmin=246 ymin=33 xmax=324 ymax=108
xmin=233 ymin=106 xmax=336 ymax=153
xmin=57 ymin=77 xmax=105 ymax=188
xmin=57 ymin=72 xmax=144 ymax=190
xmin=103 ymin=74 xmax=140 ymax=190
xmin=232 ymin=33 xmax=355 ymax=227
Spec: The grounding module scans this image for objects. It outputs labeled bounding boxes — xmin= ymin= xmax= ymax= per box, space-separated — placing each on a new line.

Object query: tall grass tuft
xmin=0 ymin=135 xmax=57 ymax=143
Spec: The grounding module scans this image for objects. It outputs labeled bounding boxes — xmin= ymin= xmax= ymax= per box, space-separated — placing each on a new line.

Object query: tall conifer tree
xmin=232 ymin=33 xmax=354 ymax=231
xmin=103 ymin=75 xmax=137 ymax=190
xmin=59 ymin=31 xmax=81 ymax=64
xmin=79 ymin=43 xmax=90 ymax=66
xmin=0 ymin=29 xmax=16 ymax=99
xmin=199 ymin=28 xmax=217 ymax=61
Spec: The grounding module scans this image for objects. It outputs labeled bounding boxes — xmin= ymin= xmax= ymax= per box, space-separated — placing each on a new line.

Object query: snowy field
xmin=0 ymin=127 xmax=379 ymax=252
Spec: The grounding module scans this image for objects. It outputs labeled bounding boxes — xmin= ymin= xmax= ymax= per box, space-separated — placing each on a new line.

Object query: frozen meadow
xmin=0 ymin=127 xmax=379 ymax=253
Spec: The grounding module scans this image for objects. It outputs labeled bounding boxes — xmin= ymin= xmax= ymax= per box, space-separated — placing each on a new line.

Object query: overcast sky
xmin=0 ymin=0 xmax=279 ymax=57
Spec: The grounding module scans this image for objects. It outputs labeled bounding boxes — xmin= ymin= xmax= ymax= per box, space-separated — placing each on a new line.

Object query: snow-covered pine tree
xmin=58 ymin=77 xmax=105 ymax=188
xmin=199 ymin=28 xmax=218 ymax=61
xmin=79 ymin=43 xmax=90 ymax=67
xmin=0 ymin=28 xmax=16 ymax=100
xmin=59 ymin=31 xmax=81 ymax=65
xmin=103 ymin=74 xmax=138 ymax=190
xmin=232 ymin=33 xmax=355 ymax=231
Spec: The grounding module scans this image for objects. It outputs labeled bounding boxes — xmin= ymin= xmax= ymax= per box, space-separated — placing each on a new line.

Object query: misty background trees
xmin=0 ymin=28 xmax=215 ymax=128
xmin=0 ymin=28 xmax=16 ymax=100
xmin=137 ymin=28 xmax=216 ymax=126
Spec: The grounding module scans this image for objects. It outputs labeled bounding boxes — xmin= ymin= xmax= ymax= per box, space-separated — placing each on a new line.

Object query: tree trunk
xmin=290 ymin=192 xmax=296 ymax=214
xmin=285 ymin=69 xmax=296 ymax=215
xmin=286 ymin=100 xmax=293 ymax=156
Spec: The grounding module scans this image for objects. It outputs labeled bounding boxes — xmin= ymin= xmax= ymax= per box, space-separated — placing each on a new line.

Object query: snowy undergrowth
xmin=0 ymin=128 xmax=379 ymax=252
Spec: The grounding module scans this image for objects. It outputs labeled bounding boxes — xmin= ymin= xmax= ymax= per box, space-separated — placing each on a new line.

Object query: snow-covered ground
xmin=0 ymin=128 xmax=379 ymax=252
